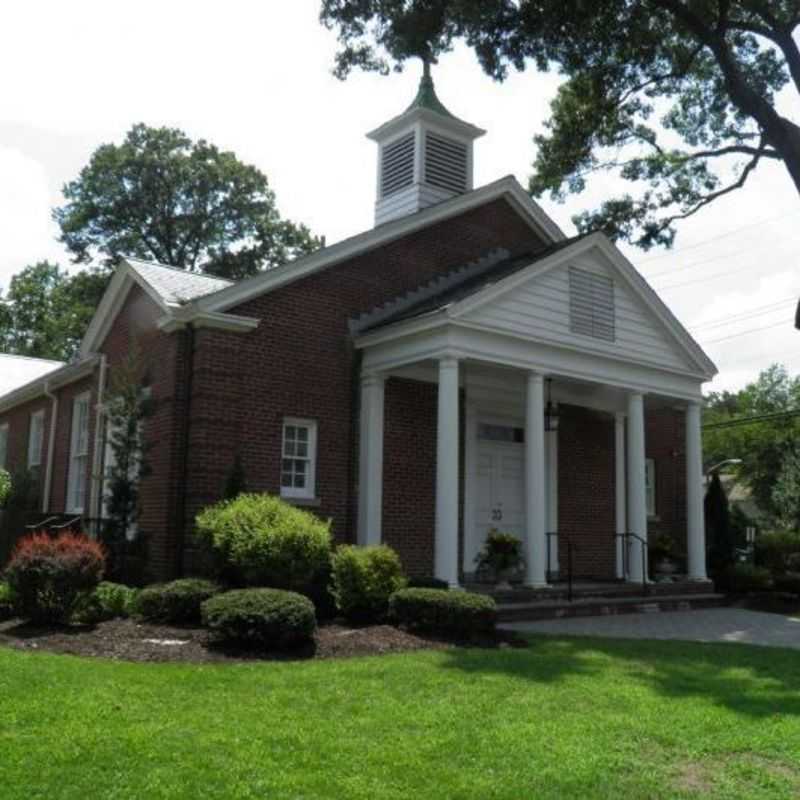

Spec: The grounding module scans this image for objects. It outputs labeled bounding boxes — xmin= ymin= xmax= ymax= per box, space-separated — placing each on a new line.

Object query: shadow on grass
xmin=440 ymin=635 xmax=800 ymax=718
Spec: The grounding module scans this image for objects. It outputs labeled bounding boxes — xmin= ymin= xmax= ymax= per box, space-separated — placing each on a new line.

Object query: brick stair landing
xmin=497 ymin=592 xmax=727 ymax=623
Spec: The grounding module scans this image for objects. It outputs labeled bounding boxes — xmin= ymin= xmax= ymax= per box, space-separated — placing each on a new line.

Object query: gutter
xmin=41 ymin=381 xmax=58 ymax=513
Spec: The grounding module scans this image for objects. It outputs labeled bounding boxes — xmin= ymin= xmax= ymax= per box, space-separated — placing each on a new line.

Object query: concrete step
xmin=496 ymin=592 xmax=728 ymax=623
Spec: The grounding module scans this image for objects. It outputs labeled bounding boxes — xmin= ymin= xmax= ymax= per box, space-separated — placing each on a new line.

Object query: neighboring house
xmin=0 ymin=72 xmax=717 ymax=585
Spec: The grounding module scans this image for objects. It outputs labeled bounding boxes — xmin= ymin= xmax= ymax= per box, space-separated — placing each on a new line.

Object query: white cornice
xmin=199 ymin=176 xmax=565 ymax=315
xmin=0 ymin=356 xmax=100 ymax=414
xmin=366 ymin=106 xmax=486 ymax=143
xmin=157 ymin=308 xmax=260 ymax=334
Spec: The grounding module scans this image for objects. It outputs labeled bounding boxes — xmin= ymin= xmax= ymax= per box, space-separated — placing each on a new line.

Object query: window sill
xmin=281 ymin=495 xmax=322 ymax=508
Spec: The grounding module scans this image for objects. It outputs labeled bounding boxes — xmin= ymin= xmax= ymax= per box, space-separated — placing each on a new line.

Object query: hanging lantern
xmin=545 ymin=378 xmax=559 ymax=431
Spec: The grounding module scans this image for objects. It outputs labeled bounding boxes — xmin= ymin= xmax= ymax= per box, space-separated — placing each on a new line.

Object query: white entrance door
xmin=471 ymin=423 xmax=526 ymax=568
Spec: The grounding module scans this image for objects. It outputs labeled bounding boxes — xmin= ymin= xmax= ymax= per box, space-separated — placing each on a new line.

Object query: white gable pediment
xmin=452 ymin=234 xmax=716 ymax=379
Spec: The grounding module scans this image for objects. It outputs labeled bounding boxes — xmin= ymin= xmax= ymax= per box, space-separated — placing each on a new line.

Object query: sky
xmin=1 ymin=0 xmax=798 ymax=394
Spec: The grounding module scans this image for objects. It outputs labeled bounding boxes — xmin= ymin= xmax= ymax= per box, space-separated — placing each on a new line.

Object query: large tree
xmin=321 ymin=1 xmax=800 ymax=248
xmin=0 ymin=262 xmax=109 ymax=361
xmin=54 ymin=123 xmax=322 ymax=279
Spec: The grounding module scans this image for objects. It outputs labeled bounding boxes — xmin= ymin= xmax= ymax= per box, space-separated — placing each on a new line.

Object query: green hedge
xmin=723 ymin=563 xmax=773 ymax=593
xmin=330 ymin=545 xmax=406 ymax=623
xmin=75 ymin=582 xmax=140 ymax=624
xmin=756 ymin=531 xmax=800 ymax=574
xmin=202 ymin=588 xmax=316 ymax=649
xmin=135 ymin=578 xmax=220 ymax=624
xmin=195 ymin=493 xmax=331 ymax=590
xmin=0 ymin=581 xmax=15 ymax=621
xmin=773 ymin=572 xmax=800 ymax=595
xmin=389 ymin=588 xmax=497 ymax=638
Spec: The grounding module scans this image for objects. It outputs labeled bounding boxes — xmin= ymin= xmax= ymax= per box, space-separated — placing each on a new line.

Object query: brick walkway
xmin=503 ymin=608 xmax=800 ymax=649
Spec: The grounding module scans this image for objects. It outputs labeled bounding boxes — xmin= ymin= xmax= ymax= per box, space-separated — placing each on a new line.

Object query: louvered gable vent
xmin=569 ymin=267 xmax=615 ymax=342
xmin=424 ymin=132 xmax=468 ymax=194
xmin=380 ymin=131 xmax=415 ymax=199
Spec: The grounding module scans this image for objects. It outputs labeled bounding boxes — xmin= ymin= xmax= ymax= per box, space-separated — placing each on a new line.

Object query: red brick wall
xmin=181 ymin=199 xmax=542 ymax=570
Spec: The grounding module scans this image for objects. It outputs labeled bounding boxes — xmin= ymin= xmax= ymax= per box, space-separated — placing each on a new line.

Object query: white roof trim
xmin=366 ymin=106 xmax=486 ymax=142
xmin=157 ymin=308 xmax=261 ymax=334
xmin=197 ymin=176 xmax=566 ymax=315
xmin=0 ymin=356 xmax=100 ymax=414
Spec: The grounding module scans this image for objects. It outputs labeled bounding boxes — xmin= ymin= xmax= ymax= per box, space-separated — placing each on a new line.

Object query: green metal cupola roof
xmin=366 ymin=61 xmax=486 ymax=142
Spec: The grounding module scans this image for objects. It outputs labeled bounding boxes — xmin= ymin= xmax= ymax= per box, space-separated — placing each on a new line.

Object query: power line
xmin=691 ymin=298 xmax=796 ymax=331
xmin=699 ymin=317 xmax=794 ymax=346
xmin=655 ymin=259 xmax=760 ymax=291
xmin=703 ymin=409 xmax=800 ymax=431
xmin=638 ymin=210 xmax=796 ymax=264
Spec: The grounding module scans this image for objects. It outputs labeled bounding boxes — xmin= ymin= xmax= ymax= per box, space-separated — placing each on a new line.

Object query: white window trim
xmin=0 ymin=423 xmax=8 ymax=469
xmin=66 ymin=392 xmax=91 ymax=514
xmin=27 ymin=410 xmax=45 ymax=469
xmin=645 ymin=457 xmax=656 ymax=518
xmin=280 ymin=417 xmax=317 ymax=500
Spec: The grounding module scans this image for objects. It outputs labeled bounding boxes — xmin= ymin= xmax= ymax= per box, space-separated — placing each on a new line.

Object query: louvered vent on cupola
xmin=366 ymin=62 xmax=486 ymax=226
xmin=380 ymin=131 xmax=416 ymax=199
xmin=424 ymin=132 xmax=468 ymax=194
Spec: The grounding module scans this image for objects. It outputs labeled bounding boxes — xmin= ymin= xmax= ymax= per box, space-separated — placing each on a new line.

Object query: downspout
xmin=88 ymin=355 xmax=108 ymax=533
xmin=174 ymin=323 xmax=195 ymax=577
xmin=42 ymin=381 xmax=58 ymax=513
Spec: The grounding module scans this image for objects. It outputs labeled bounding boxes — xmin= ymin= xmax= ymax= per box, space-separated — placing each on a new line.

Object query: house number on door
xmin=491 ymin=508 xmax=503 ymax=521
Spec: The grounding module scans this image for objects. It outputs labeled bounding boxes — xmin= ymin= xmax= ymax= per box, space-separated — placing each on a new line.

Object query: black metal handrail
xmin=616 ymin=531 xmax=649 ymax=596
xmin=545 ymin=531 xmax=558 ymax=582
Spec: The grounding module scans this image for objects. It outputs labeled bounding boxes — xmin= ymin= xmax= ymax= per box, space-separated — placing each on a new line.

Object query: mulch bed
xmin=0 ymin=617 xmax=525 ymax=664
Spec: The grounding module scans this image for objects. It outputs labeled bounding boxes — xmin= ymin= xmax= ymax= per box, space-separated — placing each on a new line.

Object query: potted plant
xmin=475 ymin=529 xmax=524 ymax=590
xmin=650 ymin=534 xmax=677 ymax=577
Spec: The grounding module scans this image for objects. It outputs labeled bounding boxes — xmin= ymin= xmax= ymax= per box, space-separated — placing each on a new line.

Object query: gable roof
xmin=0 ymin=354 xmax=64 ymax=398
xmin=125 ymin=258 xmax=233 ymax=306
xmin=357 ymin=232 xmax=717 ymax=380
xmin=197 ymin=176 xmax=565 ymax=315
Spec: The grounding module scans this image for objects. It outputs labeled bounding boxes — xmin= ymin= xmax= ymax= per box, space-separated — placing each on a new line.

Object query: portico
xmin=353 ymin=232 xmax=716 ymax=588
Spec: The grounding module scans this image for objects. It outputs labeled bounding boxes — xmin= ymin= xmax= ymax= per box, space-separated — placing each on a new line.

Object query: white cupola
xmin=367 ymin=62 xmax=486 ymax=226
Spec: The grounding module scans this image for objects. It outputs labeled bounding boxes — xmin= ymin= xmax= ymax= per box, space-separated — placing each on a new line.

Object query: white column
xmin=525 ymin=372 xmax=548 ymax=587
xmin=435 ymin=357 xmax=460 ymax=587
xmin=545 ymin=417 xmax=559 ymax=578
xmin=357 ymin=372 xmax=385 ymax=546
xmin=685 ymin=402 xmax=708 ymax=580
xmin=626 ymin=392 xmax=648 ymax=583
xmin=614 ymin=412 xmax=627 ymax=579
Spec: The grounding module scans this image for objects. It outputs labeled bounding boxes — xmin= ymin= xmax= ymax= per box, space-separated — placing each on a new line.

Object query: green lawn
xmin=1 ymin=637 xmax=799 ymax=800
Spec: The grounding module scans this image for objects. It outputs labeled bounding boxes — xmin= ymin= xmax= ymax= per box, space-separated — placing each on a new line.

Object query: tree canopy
xmin=704 ymin=363 xmax=800 ymax=520
xmin=54 ymin=123 xmax=322 ymax=279
xmin=321 ymin=1 xmax=800 ymax=248
xmin=0 ymin=262 xmax=109 ymax=361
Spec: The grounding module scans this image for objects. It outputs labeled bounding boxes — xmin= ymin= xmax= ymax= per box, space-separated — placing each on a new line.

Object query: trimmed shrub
xmin=202 ymin=588 xmax=316 ymax=649
xmin=0 ymin=468 xmax=12 ymax=507
xmin=408 ymin=576 xmax=450 ymax=591
xmin=390 ymin=588 xmax=497 ymax=638
xmin=5 ymin=532 xmax=106 ymax=624
xmin=722 ymin=562 xmax=772 ymax=593
xmin=75 ymin=581 xmax=139 ymax=623
xmin=330 ymin=545 xmax=406 ymax=623
xmin=135 ymin=578 xmax=220 ymax=624
xmin=195 ymin=493 xmax=331 ymax=590
xmin=773 ymin=572 xmax=800 ymax=595
xmin=0 ymin=581 xmax=16 ymax=621
xmin=756 ymin=531 xmax=800 ymax=574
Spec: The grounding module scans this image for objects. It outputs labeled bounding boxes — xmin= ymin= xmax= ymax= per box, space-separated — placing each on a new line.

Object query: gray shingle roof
xmin=125 ymin=258 xmax=234 ymax=306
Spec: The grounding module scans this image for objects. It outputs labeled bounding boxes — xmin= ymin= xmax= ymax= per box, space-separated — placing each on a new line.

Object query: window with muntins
xmin=645 ymin=458 xmax=656 ymax=517
xmin=380 ymin=131 xmax=415 ymax=199
xmin=67 ymin=393 xmax=91 ymax=513
xmin=281 ymin=419 xmax=317 ymax=499
xmin=569 ymin=266 xmax=615 ymax=342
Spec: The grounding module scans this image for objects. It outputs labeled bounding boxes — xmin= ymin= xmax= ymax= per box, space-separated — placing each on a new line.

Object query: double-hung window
xmin=645 ymin=458 xmax=656 ymax=518
xmin=27 ymin=410 xmax=45 ymax=476
xmin=66 ymin=393 xmax=91 ymax=513
xmin=281 ymin=418 xmax=317 ymax=500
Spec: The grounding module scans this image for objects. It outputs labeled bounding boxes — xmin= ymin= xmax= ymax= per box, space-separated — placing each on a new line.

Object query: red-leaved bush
xmin=5 ymin=532 xmax=106 ymax=624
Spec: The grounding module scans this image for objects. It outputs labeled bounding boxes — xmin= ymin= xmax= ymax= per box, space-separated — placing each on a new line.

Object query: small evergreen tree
xmin=705 ymin=472 xmax=734 ymax=575
xmin=772 ymin=449 xmax=800 ymax=532
xmin=103 ymin=347 xmax=155 ymax=539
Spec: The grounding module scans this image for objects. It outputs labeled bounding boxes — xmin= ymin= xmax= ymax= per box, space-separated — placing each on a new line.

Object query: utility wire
xmin=691 ymin=298 xmax=796 ymax=331
xmin=703 ymin=409 xmax=800 ymax=431
xmin=656 ymin=260 xmax=761 ymax=291
xmin=699 ymin=317 xmax=794 ymax=346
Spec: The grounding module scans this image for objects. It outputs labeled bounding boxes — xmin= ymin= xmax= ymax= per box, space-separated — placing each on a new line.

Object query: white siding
xmin=375 ymin=182 xmax=455 ymax=226
xmin=462 ymin=256 xmax=693 ymax=372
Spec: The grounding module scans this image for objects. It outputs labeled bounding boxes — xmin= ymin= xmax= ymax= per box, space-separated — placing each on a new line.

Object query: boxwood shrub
xmin=330 ymin=544 xmax=406 ymax=623
xmin=135 ymin=578 xmax=220 ymax=624
xmin=389 ymin=588 xmax=497 ymax=638
xmin=722 ymin=563 xmax=773 ymax=594
xmin=773 ymin=572 xmax=800 ymax=595
xmin=76 ymin=581 xmax=140 ymax=623
xmin=201 ymin=588 xmax=316 ymax=649
xmin=407 ymin=576 xmax=449 ymax=590
xmin=0 ymin=581 xmax=16 ymax=621
xmin=195 ymin=493 xmax=331 ymax=591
